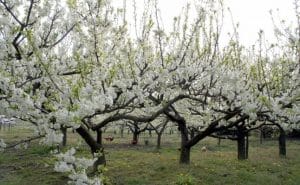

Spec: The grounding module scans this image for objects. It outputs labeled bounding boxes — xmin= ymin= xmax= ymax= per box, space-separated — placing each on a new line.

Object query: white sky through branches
xmin=224 ymin=0 xmax=295 ymax=46
xmin=114 ymin=0 xmax=296 ymax=47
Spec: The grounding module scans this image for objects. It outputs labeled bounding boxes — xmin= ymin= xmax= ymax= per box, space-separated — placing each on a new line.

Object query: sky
xmin=223 ymin=0 xmax=296 ymax=46
xmin=114 ymin=0 xmax=297 ymax=47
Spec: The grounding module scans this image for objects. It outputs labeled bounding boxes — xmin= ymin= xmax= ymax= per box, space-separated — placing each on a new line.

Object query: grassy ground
xmin=0 ymin=126 xmax=300 ymax=185
xmin=0 ymin=126 xmax=67 ymax=185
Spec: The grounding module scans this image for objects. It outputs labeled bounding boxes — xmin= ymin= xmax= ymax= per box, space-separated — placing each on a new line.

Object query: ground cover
xmin=0 ymin=127 xmax=299 ymax=185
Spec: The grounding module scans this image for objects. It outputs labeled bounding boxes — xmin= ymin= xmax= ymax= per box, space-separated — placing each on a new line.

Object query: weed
xmin=175 ymin=173 xmax=195 ymax=185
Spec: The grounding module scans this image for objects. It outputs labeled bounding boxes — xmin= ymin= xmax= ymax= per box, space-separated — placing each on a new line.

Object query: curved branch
xmin=92 ymin=94 xmax=190 ymax=130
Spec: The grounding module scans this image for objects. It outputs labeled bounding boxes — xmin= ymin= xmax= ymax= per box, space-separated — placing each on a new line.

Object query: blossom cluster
xmin=0 ymin=139 xmax=6 ymax=152
xmin=54 ymin=148 xmax=102 ymax=185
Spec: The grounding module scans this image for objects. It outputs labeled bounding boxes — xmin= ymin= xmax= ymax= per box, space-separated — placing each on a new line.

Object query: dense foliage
xmin=0 ymin=0 xmax=299 ymax=184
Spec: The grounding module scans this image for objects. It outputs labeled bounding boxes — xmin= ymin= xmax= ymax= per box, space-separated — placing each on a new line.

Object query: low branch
xmin=92 ymin=94 xmax=189 ymax=130
xmin=209 ymin=134 xmax=237 ymax=141
xmin=5 ymin=135 xmax=45 ymax=149
xmin=185 ymin=110 xmax=244 ymax=148
xmin=76 ymin=125 xmax=101 ymax=153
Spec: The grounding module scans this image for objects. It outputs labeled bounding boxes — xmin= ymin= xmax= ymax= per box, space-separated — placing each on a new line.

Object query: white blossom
xmin=0 ymin=139 xmax=6 ymax=151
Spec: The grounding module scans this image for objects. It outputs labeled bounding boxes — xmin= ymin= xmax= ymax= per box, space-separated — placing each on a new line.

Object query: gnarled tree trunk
xmin=96 ymin=128 xmax=102 ymax=146
xmin=76 ymin=126 xmax=106 ymax=172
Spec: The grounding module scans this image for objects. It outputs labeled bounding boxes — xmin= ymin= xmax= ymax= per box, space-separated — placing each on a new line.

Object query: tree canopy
xmin=0 ymin=0 xmax=299 ymax=184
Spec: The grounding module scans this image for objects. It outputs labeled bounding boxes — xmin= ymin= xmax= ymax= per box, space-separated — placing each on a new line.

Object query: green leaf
xmin=67 ymin=0 xmax=77 ymax=8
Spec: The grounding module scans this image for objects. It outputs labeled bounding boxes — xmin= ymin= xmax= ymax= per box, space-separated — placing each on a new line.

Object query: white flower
xmin=54 ymin=161 xmax=74 ymax=173
xmin=248 ymin=112 xmax=257 ymax=121
xmin=54 ymin=148 xmax=102 ymax=184
xmin=75 ymin=158 xmax=95 ymax=169
xmin=69 ymin=172 xmax=89 ymax=184
xmin=43 ymin=129 xmax=63 ymax=145
xmin=53 ymin=123 xmax=61 ymax=130
xmin=0 ymin=139 xmax=6 ymax=149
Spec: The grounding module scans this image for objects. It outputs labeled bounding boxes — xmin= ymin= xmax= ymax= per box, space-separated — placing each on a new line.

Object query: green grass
xmin=102 ymin=141 xmax=300 ymax=185
xmin=1 ymin=127 xmax=300 ymax=185
xmin=0 ymin=145 xmax=68 ymax=185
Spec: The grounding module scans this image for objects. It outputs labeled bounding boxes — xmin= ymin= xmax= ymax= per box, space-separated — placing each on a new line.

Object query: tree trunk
xmin=132 ymin=132 xmax=139 ymax=145
xmin=190 ymin=129 xmax=195 ymax=139
xmin=260 ymin=129 xmax=263 ymax=144
xmin=237 ymin=129 xmax=247 ymax=160
xmin=245 ymin=134 xmax=249 ymax=159
xmin=61 ymin=126 xmax=67 ymax=147
xmin=76 ymin=126 xmax=106 ymax=171
xmin=96 ymin=129 xmax=102 ymax=146
xmin=179 ymin=122 xmax=190 ymax=164
xmin=92 ymin=153 xmax=106 ymax=172
xmin=279 ymin=129 xmax=286 ymax=157
xmin=156 ymin=133 xmax=162 ymax=149
xmin=180 ymin=146 xmax=191 ymax=164
xmin=120 ymin=127 xmax=124 ymax=138
xmin=218 ymin=138 xmax=221 ymax=146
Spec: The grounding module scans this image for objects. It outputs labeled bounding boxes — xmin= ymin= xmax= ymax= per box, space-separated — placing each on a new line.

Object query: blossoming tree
xmin=0 ymin=0 xmax=299 ymax=184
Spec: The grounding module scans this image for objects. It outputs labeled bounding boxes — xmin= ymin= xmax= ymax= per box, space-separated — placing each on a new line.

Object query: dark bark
xmin=164 ymin=107 xmax=243 ymax=164
xmin=92 ymin=94 xmax=191 ymax=131
xmin=237 ymin=128 xmax=248 ymax=160
xmin=92 ymin=151 xmax=106 ymax=172
xmin=218 ymin=138 xmax=221 ymax=146
xmin=245 ymin=134 xmax=249 ymax=159
xmin=76 ymin=126 xmax=101 ymax=153
xmin=96 ymin=129 xmax=102 ymax=146
xmin=178 ymin=120 xmax=191 ymax=164
xmin=128 ymin=122 xmax=150 ymax=145
xmin=157 ymin=133 xmax=162 ymax=149
xmin=279 ymin=128 xmax=286 ymax=157
xmin=237 ymin=136 xmax=247 ymax=160
xmin=132 ymin=131 xmax=139 ymax=144
xmin=76 ymin=126 xmax=106 ymax=170
xmin=190 ymin=129 xmax=195 ymax=139
xmin=260 ymin=129 xmax=263 ymax=144
xmin=185 ymin=112 xmax=245 ymax=149
xmin=180 ymin=146 xmax=191 ymax=164
xmin=164 ymin=110 xmax=191 ymax=164
xmin=61 ymin=126 xmax=67 ymax=147
xmin=151 ymin=121 xmax=168 ymax=150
